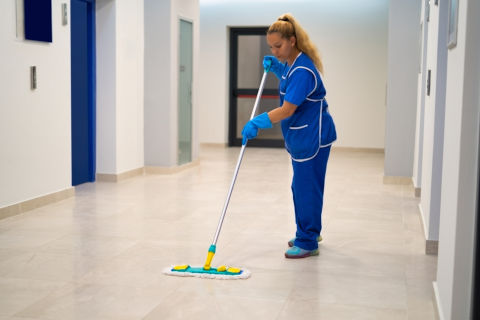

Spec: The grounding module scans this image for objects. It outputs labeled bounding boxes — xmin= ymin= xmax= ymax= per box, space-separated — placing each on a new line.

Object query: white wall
xmin=96 ymin=0 xmax=144 ymax=175
xmin=435 ymin=0 xmax=480 ymax=317
xmin=384 ymin=0 xmax=421 ymax=177
xmin=0 ymin=0 xmax=72 ymax=208
xmin=144 ymin=0 xmax=200 ymax=167
xmin=199 ymin=0 xmax=389 ymax=148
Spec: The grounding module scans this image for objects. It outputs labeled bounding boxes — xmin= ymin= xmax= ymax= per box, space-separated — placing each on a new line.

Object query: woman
xmin=242 ymin=13 xmax=336 ymax=259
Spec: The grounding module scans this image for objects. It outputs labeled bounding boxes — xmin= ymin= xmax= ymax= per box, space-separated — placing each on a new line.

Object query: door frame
xmin=228 ymin=27 xmax=283 ymax=148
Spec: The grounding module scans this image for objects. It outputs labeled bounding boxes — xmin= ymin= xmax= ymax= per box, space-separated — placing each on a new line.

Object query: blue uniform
xmin=277 ymin=52 xmax=336 ymax=250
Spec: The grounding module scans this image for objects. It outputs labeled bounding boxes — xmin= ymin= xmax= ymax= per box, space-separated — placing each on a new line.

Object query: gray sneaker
xmin=288 ymin=235 xmax=322 ymax=247
xmin=285 ymin=246 xmax=319 ymax=259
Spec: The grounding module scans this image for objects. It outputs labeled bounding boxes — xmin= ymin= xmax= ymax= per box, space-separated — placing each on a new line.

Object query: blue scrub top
xmin=278 ymin=52 xmax=336 ymax=162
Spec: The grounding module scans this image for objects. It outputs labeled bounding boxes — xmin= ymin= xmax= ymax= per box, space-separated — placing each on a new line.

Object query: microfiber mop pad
xmin=163 ymin=265 xmax=251 ymax=280
xmin=163 ymin=245 xmax=251 ymax=280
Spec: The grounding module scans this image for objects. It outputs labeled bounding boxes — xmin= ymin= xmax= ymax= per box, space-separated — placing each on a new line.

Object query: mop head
xmin=163 ymin=265 xmax=251 ymax=280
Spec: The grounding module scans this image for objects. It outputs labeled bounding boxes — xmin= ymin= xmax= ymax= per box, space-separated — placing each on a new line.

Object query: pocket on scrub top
xmin=284 ymin=124 xmax=319 ymax=159
xmin=289 ymin=124 xmax=308 ymax=130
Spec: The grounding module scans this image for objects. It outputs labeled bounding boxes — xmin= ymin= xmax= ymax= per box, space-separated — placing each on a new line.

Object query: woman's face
xmin=266 ymin=32 xmax=296 ymax=63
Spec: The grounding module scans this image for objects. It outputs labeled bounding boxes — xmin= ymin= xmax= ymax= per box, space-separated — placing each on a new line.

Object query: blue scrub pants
xmin=292 ymin=146 xmax=331 ymax=250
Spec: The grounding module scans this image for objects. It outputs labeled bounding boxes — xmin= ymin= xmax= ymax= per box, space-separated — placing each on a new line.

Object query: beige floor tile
xmin=17 ymin=283 xmax=166 ymax=320
xmin=0 ymin=278 xmax=69 ymax=317
xmin=0 ymin=146 xmax=437 ymax=319
xmin=278 ymin=301 xmax=407 ymax=320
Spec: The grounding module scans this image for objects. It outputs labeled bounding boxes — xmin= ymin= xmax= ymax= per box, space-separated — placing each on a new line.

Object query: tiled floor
xmin=0 ymin=146 xmax=437 ymax=319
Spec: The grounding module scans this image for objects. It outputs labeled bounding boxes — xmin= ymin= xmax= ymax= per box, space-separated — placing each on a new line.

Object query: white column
xmin=435 ymin=0 xmax=480 ymax=317
xmin=384 ymin=0 xmax=421 ymax=179
xmin=412 ymin=0 xmax=430 ymax=197
xmin=419 ymin=0 xmax=448 ymax=253
xmin=96 ymin=0 xmax=145 ymax=175
xmin=96 ymin=0 xmax=117 ymax=174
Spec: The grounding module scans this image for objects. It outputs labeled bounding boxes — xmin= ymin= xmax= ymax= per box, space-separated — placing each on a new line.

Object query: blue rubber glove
xmin=241 ymin=112 xmax=273 ymax=145
xmin=263 ymin=56 xmax=284 ymax=79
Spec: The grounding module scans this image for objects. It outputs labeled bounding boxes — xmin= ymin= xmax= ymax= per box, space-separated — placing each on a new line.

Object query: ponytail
xmin=267 ymin=13 xmax=324 ymax=74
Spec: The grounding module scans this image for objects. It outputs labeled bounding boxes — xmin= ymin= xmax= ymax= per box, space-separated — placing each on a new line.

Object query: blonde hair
xmin=267 ymin=13 xmax=324 ymax=74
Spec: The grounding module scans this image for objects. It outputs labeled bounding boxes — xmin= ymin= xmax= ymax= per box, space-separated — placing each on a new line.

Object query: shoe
xmin=285 ymin=246 xmax=319 ymax=259
xmin=288 ymin=235 xmax=322 ymax=247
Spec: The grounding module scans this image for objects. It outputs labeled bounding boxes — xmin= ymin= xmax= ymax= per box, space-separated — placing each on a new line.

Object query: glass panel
xmin=237 ymin=35 xmax=279 ymax=90
xmin=236 ymin=97 xmax=283 ymax=140
xmin=178 ymin=20 xmax=193 ymax=165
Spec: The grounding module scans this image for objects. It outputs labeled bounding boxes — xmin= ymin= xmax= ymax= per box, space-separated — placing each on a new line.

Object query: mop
xmin=163 ymin=63 xmax=271 ymax=280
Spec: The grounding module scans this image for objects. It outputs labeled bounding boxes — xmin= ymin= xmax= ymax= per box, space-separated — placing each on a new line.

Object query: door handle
xmin=427 ymin=69 xmax=431 ymax=96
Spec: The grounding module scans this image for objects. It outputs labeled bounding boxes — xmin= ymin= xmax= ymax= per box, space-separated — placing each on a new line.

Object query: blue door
xmin=71 ymin=0 xmax=95 ymax=185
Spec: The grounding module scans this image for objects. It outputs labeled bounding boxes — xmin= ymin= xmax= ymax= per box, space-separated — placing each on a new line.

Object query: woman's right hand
xmin=263 ymin=56 xmax=283 ymax=78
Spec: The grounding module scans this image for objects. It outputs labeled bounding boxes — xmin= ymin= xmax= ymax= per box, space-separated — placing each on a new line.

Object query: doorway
xmin=71 ymin=0 xmax=96 ymax=185
xmin=229 ymin=27 xmax=283 ymax=147
xmin=178 ymin=19 xmax=193 ymax=165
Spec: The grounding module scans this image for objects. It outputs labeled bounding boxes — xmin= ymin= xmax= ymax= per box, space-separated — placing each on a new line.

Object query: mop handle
xmin=211 ymin=71 xmax=269 ymax=246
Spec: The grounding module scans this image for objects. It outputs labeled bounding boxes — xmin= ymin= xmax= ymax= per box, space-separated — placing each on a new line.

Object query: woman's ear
xmin=290 ymin=36 xmax=296 ymax=47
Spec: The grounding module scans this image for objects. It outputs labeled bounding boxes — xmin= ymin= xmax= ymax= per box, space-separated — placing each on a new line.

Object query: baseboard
xmin=0 ymin=187 xmax=75 ymax=220
xmin=145 ymin=159 xmax=200 ymax=174
xmin=418 ymin=204 xmax=439 ymax=255
xmin=198 ymin=144 xmax=385 ymax=153
xmin=96 ymin=167 xmax=145 ymax=182
xmin=383 ymin=175 xmax=413 ymax=185
xmin=412 ymin=178 xmax=421 ymax=197
xmin=426 ymin=240 xmax=439 ymax=255
xmin=93 ymin=161 xmax=203 ymax=181
xmin=200 ymin=142 xmax=228 ymax=148
xmin=433 ymin=281 xmax=444 ymax=320
xmin=331 ymin=146 xmax=384 ymax=153
xmin=415 ymin=187 xmax=421 ymax=197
